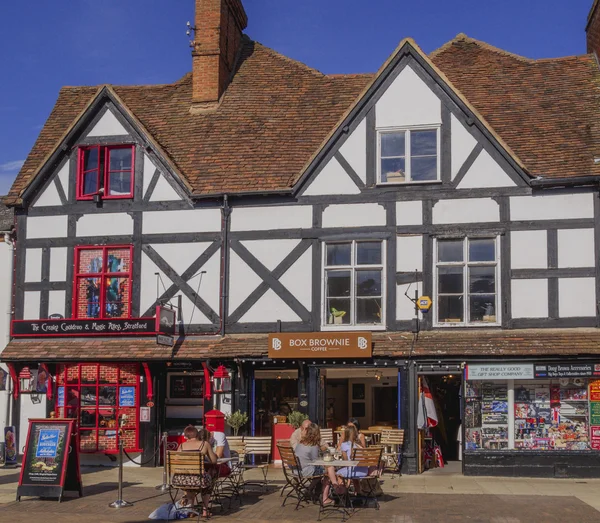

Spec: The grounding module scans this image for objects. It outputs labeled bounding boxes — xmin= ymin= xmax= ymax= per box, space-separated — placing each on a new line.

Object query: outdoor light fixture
xmin=212 ymin=365 xmax=231 ymax=393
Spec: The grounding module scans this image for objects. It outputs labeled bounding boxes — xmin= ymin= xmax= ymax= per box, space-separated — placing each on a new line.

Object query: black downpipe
xmin=220 ymin=195 xmax=231 ymax=336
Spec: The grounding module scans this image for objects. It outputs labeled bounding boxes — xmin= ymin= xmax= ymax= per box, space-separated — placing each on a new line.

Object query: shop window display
xmin=465 ymin=379 xmax=591 ymax=451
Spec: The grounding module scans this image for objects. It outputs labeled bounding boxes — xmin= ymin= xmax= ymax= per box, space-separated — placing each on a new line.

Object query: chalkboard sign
xmin=17 ymin=419 xmax=82 ymax=502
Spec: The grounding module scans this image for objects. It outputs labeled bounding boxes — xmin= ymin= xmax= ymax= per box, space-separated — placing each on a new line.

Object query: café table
xmin=313 ymin=459 xmax=359 ymax=521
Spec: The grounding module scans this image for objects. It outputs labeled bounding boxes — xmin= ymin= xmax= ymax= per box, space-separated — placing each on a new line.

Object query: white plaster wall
xmin=396 ymin=201 xmax=422 ymax=226
xmin=76 ymin=213 xmax=133 ymax=237
xmin=304 ymin=156 xmax=361 ymax=196
xmin=511 ymin=231 xmax=547 ymax=269
xmin=279 ymin=246 xmax=312 ymax=311
xmin=397 ymin=235 xmax=423 ymax=272
xmin=178 ymin=293 xmax=210 ymax=325
xmin=151 ymin=242 xmax=210 ymax=278
xmin=510 ymin=193 xmax=594 ymax=221
xmin=143 ymin=209 xmax=221 ymax=234
xmin=228 ymin=251 xmax=262 ymax=314
xmin=19 ymin=395 xmax=47 ymax=454
xmin=198 ymin=249 xmax=221 ymax=313
xmin=557 ymin=229 xmax=595 ymax=268
xmin=48 ymin=290 xmax=66 ymax=317
xmin=511 ymin=279 xmax=548 ymax=318
xmin=57 ymin=161 xmax=69 ymax=198
xmin=376 ymin=65 xmax=441 ymax=128
xmin=559 ymin=277 xmax=596 ymax=317
xmin=140 ymin=252 xmax=173 ymax=315
xmin=27 ymin=216 xmax=68 ymax=239
xmin=339 ymin=119 xmax=367 ymax=184
xmin=24 ymin=248 xmax=42 ymax=283
xmin=32 ymin=179 xmax=61 ymax=207
xmin=143 ymin=153 xmax=155 ymax=197
xmin=49 ymin=247 xmax=68 ymax=281
xmin=241 ymin=239 xmax=300 ymax=271
xmin=149 ymin=174 xmax=182 ymax=202
xmin=432 ymin=198 xmax=499 ymax=224
xmin=231 ymin=206 xmax=312 ymax=232
xmin=397 ymin=282 xmax=422 ymax=320
xmin=86 ymin=109 xmax=128 ymax=137
xmin=0 ymin=364 xmax=10 ymax=448
xmin=23 ymin=291 xmax=41 ymax=320
xmin=238 ymin=289 xmax=301 ymax=322
xmin=322 ymin=203 xmax=386 ymax=228
xmin=456 ymin=149 xmax=516 ymax=189
xmin=0 ymin=243 xmax=12 ymax=443
xmin=450 ymin=114 xmax=477 ymax=180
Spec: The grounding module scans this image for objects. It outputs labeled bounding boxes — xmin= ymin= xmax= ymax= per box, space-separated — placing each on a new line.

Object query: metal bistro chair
xmin=241 ymin=436 xmax=272 ymax=491
xmin=320 ymin=428 xmax=334 ymax=448
xmin=351 ymin=446 xmax=383 ymax=511
xmin=380 ymin=429 xmax=405 ymax=477
xmin=278 ymin=443 xmax=322 ymax=510
xmin=221 ymin=436 xmax=246 ymax=500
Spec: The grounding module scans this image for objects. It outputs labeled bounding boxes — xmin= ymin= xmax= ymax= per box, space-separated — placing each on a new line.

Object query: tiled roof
xmin=0 ymin=200 xmax=14 ymax=231
xmin=3 ymin=328 xmax=600 ymax=362
xmin=6 ymin=34 xmax=600 ymax=204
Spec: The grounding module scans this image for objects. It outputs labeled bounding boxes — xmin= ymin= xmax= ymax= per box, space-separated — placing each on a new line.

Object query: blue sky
xmin=0 ymin=0 xmax=593 ymax=196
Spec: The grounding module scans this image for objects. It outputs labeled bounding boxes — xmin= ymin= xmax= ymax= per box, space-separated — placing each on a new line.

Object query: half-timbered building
xmin=3 ymin=0 xmax=600 ymax=476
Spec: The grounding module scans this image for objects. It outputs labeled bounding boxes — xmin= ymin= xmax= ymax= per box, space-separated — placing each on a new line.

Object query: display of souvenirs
xmin=465 ymin=399 xmax=482 ymax=428
xmin=560 ymin=388 xmax=588 ymax=401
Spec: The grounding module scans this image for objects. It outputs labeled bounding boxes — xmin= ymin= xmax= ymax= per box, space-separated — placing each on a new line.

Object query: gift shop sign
xmin=268 ymin=332 xmax=372 ymax=359
xmin=465 ymin=364 xmax=534 ymax=380
xmin=11 ymin=317 xmax=156 ymax=337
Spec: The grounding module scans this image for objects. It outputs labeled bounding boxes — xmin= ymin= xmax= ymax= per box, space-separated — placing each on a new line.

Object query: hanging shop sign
xmin=11 ymin=317 xmax=156 ymax=338
xmin=466 ymin=363 xmax=534 ymax=380
xmin=155 ymin=305 xmax=177 ymax=335
xmin=156 ymin=334 xmax=175 ymax=347
xmin=268 ymin=332 xmax=372 ymax=359
xmin=534 ymin=363 xmax=600 ymax=379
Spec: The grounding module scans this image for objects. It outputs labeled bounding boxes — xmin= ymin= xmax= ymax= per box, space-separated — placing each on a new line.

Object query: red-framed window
xmin=77 ymin=145 xmax=135 ymax=200
xmin=74 ymin=246 xmax=133 ymax=320
xmin=55 ymin=363 xmax=140 ymax=453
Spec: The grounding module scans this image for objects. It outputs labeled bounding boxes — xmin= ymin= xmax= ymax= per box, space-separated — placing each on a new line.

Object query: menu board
xmin=17 ymin=419 xmax=82 ymax=502
xmin=169 ymin=374 xmax=204 ymax=399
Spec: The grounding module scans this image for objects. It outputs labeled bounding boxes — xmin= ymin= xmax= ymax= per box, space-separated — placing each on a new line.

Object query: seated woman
xmin=348 ymin=418 xmax=367 ymax=448
xmin=294 ymin=423 xmax=341 ymax=506
xmin=336 ymin=425 xmax=369 ymax=481
xmin=175 ymin=425 xmax=218 ymax=518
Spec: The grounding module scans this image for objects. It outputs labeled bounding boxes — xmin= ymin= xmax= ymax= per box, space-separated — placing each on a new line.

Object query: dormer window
xmin=77 ymin=145 xmax=134 ymax=200
xmin=377 ymin=127 xmax=439 ymax=184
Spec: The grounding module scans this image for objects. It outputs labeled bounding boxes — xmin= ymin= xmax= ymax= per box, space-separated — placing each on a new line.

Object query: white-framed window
xmin=434 ymin=237 xmax=500 ymax=326
xmin=323 ymin=240 xmax=385 ymax=328
xmin=377 ymin=126 xmax=440 ymax=184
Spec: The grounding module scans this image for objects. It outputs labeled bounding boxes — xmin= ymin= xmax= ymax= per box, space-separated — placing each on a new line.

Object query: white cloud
xmin=0 ymin=160 xmax=24 ymax=174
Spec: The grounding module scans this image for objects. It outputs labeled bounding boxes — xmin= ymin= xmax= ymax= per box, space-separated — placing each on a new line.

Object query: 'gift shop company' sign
xmin=465 ymin=363 xmax=534 ymax=380
xmin=268 ymin=332 xmax=372 ymax=358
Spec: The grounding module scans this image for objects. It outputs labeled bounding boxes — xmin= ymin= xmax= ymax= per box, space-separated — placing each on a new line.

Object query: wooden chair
xmin=241 ymin=436 xmax=272 ymax=490
xmin=223 ymin=437 xmax=245 ymax=499
xmin=278 ymin=443 xmax=322 ymax=510
xmin=320 ymin=428 xmax=334 ymax=448
xmin=351 ymin=446 xmax=383 ymax=510
xmin=380 ymin=429 xmax=404 ymax=476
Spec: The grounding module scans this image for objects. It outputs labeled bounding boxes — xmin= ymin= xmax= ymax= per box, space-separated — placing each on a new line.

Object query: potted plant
xmin=287 ymin=410 xmax=309 ymax=429
xmin=329 ymin=307 xmax=346 ymax=325
xmin=225 ymin=410 xmax=248 ymax=436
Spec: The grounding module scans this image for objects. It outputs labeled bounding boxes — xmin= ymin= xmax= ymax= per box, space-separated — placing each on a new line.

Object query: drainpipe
xmin=4 ymin=231 xmax=15 ymax=431
xmin=220 ymin=195 xmax=231 ymax=337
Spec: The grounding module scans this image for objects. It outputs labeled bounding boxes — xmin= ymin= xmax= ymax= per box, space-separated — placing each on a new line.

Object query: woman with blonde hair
xmin=336 ymin=424 xmax=368 ymax=480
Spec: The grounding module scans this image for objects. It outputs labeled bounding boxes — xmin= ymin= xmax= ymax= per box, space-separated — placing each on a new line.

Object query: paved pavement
xmin=0 ymin=464 xmax=599 ymax=522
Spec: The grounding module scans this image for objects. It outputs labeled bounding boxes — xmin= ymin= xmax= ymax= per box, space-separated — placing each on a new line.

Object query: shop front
xmin=463 ymin=360 xmax=600 ymax=478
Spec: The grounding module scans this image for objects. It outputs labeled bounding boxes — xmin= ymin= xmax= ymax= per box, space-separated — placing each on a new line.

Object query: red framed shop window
xmin=74 ymin=246 xmax=133 ymax=320
xmin=77 ymin=145 xmax=135 ymax=200
xmin=55 ymin=363 xmax=141 ymax=453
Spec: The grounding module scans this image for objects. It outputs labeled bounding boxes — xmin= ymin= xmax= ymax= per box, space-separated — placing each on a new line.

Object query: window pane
xmin=108 ymin=171 xmax=131 ymax=196
xmin=83 ymin=148 xmax=98 ymax=171
xmin=469 ymin=239 xmax=495 ymax=262
xmin=357 ymin=242 xmax=382 ymax=265
xmin=327 ymin=298 xmax=351 ymax=324
xmin=381 ymin=132 xmax=405 ymax=157
xmin=77 ymin=277 xmax=101 ymax=318
xmin=80 ymin=409 xmax=97 ymax=427
xmin=109 ymin=148 xmax=132 ymax=171
xmin=469 ymin=266 xmax=496 ymax=294
xmin=107 ymin=249 xmax=130 ymax=273
xmin=357 ymin=298 xmax=382 ymax=324
xmin=356 ymin=270 xmax=382 ymax=296
xmin=438 ymin=295 xmax=464 ymax=322
xmin=104 ymin=277 xmax=130 ymax=318
xmin=438 ymin=240 xmax=463 ymax=262
xmin=411 ymin=156 xmax=437 ymax=181
xmin=469 ymin=295 xmax=496 ymax=322
xmin=326 ymin=243 xmax=351 ymax=266
xmin=411 ymin=130 xmax=437 ymax=156
xmin=81 ymin=387 xmax=96 ymax=407
xmin=381 ymin=157 xmax=406 ymax=183
xmin=438 ymin=266 xmax=464 ymax=294
xmin=78 ymin=250 xmax=103 ymax=274
xmin=83 ymin=171 xmax=98 ymax=195
xmin=326 ymin=270 xmax=351 ymax=297
xmin=98 ymin=386 xmax=117 ymax=406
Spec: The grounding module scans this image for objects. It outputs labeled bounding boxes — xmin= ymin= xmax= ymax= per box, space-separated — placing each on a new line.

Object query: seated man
xmin=209 ymin=429 xmax=231 ymax=477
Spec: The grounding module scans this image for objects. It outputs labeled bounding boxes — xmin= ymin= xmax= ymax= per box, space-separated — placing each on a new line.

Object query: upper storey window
xmin=77 ymin=145 xmax=134 ymax=200
xmin=378 ymin=127 xmax=439 ymax=184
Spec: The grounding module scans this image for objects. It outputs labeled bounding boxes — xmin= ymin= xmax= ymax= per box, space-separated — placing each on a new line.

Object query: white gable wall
xmin=303 ymin=156 xmax=361 ymax=196
xmin=86 ymin=109 xmax=129 ymax=137
xmin=339 ymin=119 xmax=367 ymax=184
xmin=451 ymin=114 xmax=477 ymax=180
xmin=456 ymin=149 xmax=517 ymax=189
xmin=149 ymin=174 xmax=182 ymax=202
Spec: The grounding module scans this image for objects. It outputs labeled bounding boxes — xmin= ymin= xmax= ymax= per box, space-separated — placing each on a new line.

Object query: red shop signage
xmin=11 ymin=317 xmax=156 ymax=338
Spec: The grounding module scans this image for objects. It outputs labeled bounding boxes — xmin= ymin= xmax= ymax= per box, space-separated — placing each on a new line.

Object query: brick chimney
xmin=191 ymin=0 xmax=248 ymax=110
xmin=586 ymin=0 xmax=600 ymax=56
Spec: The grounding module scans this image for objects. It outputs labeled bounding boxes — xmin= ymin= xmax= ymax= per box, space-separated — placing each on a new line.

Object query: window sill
xmin=377 ymin=180 xmax=442 ymax=187
xmin=320 ymin=325 xmax=386 ymax=332
xmin=434 ymin=322 xmax=501 ymax=328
